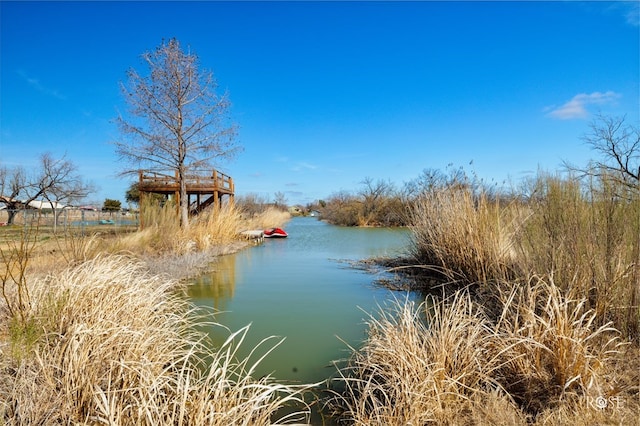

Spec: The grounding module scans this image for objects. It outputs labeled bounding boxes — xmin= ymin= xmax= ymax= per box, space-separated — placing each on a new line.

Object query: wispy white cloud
xmin=291 ymin=161 xmax=318 ymax=172
xmin=614 ymin=1 xmax=640 ymax=27
xmin=625 ymin=3 xmax=640 ymax=26
xmin=594 ymin=2 xmax=640 ymax=27
xmin=545 ymin=91 xmax=621 ymax=120
xmin=16 ymin=70 xmax=67 ymax=100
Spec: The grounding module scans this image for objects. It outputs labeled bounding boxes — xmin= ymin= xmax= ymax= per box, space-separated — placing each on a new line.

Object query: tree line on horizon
xmin=315 ymin=114 xmax=638 ymax=227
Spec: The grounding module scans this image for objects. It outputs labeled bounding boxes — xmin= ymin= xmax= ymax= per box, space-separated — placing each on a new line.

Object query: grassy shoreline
xmin=1 ymin=205 xmax=311 ymax=425
xmin=2 ymin=184 xmax=639 ymax=424
xmin=327 ymin=174 xmax=639 ymax=424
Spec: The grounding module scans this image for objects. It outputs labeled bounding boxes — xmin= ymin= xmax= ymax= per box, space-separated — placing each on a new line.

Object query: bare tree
xmin=358 ymin=177 xmax=395 ymax=225
xmin=0 ymin=166 xmax=27 ymax=224
xmin=575 ymin=114 xmax=639 ymax=192
xmin=114 ymin=38 xmax=240 ymax=228
xmin=359 ymin=177 xmax=394 ymax=205
xmin=39 ymin=154 xmax=95 ymax=231
xmin=0 ymin=153 xmax=92 ymax=226
xmin=273 ymin=191 xmax=287 ymax=209
xmin=402 ymin=165 xmax=474 ymax=201
xmin=402 ymin=168 xmax=447 ymax=199
xmin=235 ymin=192 xmax=270 ymax=216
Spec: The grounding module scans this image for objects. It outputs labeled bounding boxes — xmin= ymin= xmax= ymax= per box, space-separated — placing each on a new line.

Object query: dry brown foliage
xmin=0 ymin=255 xmax=311 ymax=424
xmin=328 ymin=280 xmax=637 ymax=425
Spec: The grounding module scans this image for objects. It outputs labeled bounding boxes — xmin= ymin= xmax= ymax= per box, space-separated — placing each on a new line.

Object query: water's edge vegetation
xmin=321 ymin=169 xmax=639 ymax=425
xmin=1 ymin=168 xmax=639 ymax=424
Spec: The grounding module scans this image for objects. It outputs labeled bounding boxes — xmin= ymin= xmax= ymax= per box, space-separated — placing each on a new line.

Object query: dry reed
xmin=517 ymin=174 xmax=639 ymax=337
xmin=327 ymin=293 xmax=522 ymax=425
xmin=337 ymin=172 xmax=639 ymax=424
xmin=409 ymin=188 xmax=522 ymax=284
xmin=0 ymin=254 xmax=311 ymax=425
xmin=409 ymin=174 xmax=639 ymax=338
xmin=490 ymin=276 xmax=626 ymax=415
xmin=329 ymin=279 xmax=636 ymax=425
xmin=113 ymin=203 xmax=291 ymax=257
xmin=240 ymin=206 xmax=291 ymax=231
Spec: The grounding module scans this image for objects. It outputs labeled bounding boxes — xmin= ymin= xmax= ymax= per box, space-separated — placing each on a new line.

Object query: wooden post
xmin=139 ymin=170 xmax=145 ymax=230
xmin=139 ymin=190 xmax=145 ymax=230
xmin=174 ymin=169 xmax=180 ymax=218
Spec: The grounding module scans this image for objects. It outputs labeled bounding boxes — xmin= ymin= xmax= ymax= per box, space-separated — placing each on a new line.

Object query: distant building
xmin=25 ymin=200 xmax=68 ymax=210
xmin=0 ymin=197 xmax=68 ymax=210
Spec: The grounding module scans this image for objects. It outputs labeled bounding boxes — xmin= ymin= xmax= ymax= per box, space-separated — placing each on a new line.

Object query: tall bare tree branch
xmin=573 ymin=114 xmax=640 ymax=193
xmin=114 ymin=39 xmax=240 ymax=228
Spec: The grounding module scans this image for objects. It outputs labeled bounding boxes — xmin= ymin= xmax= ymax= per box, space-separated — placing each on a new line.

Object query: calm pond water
xmin=187 ymin=216 xmax=416 ymax=387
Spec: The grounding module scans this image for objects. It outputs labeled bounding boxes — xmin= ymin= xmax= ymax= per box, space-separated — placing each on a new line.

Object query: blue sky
xmin=1 ymin=1 xmax=638 ymax=206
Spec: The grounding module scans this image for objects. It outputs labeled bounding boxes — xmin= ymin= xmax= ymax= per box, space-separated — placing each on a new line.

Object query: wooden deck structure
xmin=138 ymin=169 xmax=234 ymax=218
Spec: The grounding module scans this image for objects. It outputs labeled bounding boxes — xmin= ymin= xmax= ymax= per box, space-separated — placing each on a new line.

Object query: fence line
xmin=0 ymin=209 xmax=139 ymax=229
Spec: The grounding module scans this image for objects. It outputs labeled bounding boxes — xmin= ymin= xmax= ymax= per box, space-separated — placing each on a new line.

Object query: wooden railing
xmin=138 ymin=169 xmax=234 ymax=194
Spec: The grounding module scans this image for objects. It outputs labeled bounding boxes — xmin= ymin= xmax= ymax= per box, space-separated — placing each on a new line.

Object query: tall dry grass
xmin=4 ymin=201 xmax=292 ymax=277
xmin=239 ymin=206 xmax=291 ymax=231
xmin=328 ymin=292 xmax=523 ymax=425
xmin=490 ymin=276 xmax=625 ymax=415
xmin=113 ymin=201 xmax=291 ymax=256
xmin=0 ymin=255 xmax=311 ymax=425
xmin=188 ymin=203 xmax=247 ymax=249
xmin=329 ymin=279 xmax=636 ymax=425
xmin=409 ymin=174 xmax=639 ymax=339
xmin=517 ymin=174 xmax=639 ymax=337
xmin=331 ymin=172 xmax=639 ymax=424
xmin=408 ymin=188 xmax=523 ymax=284
xmin=112 ymin=199 xmax=183 ymax=255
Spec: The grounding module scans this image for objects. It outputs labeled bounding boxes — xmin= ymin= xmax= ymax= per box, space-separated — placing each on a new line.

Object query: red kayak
xmin=264 ymin=227 xmax=288 ymax=238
